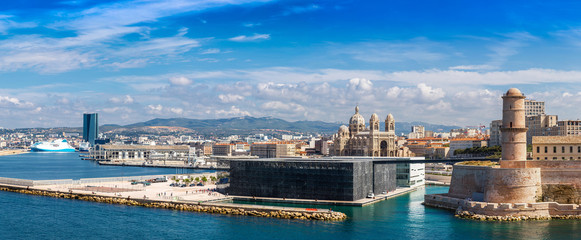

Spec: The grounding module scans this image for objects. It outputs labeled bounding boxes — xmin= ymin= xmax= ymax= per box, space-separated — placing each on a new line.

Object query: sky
xmin=2 ymin=0 xmax=581 ymax=128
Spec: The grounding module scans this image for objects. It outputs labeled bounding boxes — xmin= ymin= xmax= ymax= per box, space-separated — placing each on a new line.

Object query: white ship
xmin=30 ymin=139 xmax=76 ymax=152
xmin=78 ymin=142 xmax=91 ymax=152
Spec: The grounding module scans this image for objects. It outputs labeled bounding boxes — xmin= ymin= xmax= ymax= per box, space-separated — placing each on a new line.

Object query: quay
xmin=97 ymin=160 xmax=229 ymax=170
xmin=231 ymin=186 xmax=422 ymax=206
xmin=0 ymin=149 xmax=28 ymax=156
xmin=0 ymin=174 xmax=346 ymax=221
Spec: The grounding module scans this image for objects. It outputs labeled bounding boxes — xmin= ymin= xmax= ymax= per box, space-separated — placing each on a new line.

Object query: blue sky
xmin=2 ymin=0 xmax=581 ymax=128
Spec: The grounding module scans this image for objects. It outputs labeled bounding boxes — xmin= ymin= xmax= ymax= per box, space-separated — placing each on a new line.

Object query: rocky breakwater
xmin=0 ymin=186 xmax=347 ymax=221
xmin=454 ymin=207 xmax=581 ymax=221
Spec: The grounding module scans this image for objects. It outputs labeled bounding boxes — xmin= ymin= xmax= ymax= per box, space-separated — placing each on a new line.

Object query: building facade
xmin=408 ymin=125 xmax=425 ymax=139
xmin=83 ymin=113 xmax=98 ymax=146
xmin=449 ymin=138 xmax=488 ymax=157
xmin=228 ymin=158 xmax=426 ymax=201
xmin=91 ymin=144 xmax=191 ymax=161
xmin=332 ymin=106 xmax=401 ymax=157
xmin=532 ymin=136 xmax=581 ymax=160
xmin=558 ymin=120 xmax=581 ymax=136
xmin=250 ymin=142 xmax=296 ymax=158
xmin=524 ymin=99 xmax=545 ymax=117
xmin=212 ymin=143 xmax=236 ymax=156
xmin=489 ymin=120 xmax=502 ymax=147
xmin=396 ymin=163 xmax=425 ymax=187
xmin=525 ymin=114 xmax=559 ymax=144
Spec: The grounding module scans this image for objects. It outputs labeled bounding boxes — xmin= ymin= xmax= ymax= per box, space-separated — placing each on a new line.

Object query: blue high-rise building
xmin=83 ymin=113 xmax=98 ymax=146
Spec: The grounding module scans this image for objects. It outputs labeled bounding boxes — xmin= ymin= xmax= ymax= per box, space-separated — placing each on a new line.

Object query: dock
xmin=0 ymin=174 xmax=346 ymax=221
xmin=231 ymin=185 xmax=423 ymax=207
xmin=97 ymin=161 xmax=229 ymax=170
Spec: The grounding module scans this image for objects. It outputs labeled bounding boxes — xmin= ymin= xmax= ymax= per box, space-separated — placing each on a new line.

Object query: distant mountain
xmin=117 ymin=117 xmax=460 ymax=137
xmin=124 ymin=117 xmax=339 ymax=133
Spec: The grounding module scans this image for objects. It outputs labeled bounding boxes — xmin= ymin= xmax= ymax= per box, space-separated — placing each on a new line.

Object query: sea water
xmin=0 ymin=152 xmax=579 ymax=240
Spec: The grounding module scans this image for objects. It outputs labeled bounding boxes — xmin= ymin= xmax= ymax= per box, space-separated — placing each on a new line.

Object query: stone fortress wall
xmin=424 ymin=194 xmax=581 ymax=219
xmin=447 ymin=165 xmax=541 ymax=203
xmin=424 ymin=88 xmax=581 ymax=220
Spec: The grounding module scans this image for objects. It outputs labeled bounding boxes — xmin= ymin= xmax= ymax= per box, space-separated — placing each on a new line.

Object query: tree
xmin=210 ymin=176 xmax=217 ymax=183
xmin=184 ymin=178 xmax=191 ymax=185
xmin=201 ymin=176 xmax=208 ymax=183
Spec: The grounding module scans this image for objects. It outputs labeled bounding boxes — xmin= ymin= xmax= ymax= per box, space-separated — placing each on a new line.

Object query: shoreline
xmin=0 ymin=149 xmax=28 ymax=156
xmin=0 ymin=175 xmax=347 ymax=221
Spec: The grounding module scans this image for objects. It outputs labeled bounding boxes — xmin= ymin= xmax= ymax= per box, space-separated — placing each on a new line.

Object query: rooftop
xmin=532 ymin=136 xmax=581 ymax=144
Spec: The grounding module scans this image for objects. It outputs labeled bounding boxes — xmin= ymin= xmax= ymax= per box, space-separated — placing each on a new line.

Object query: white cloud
xmin=169 ymin=76 xmax=193 ymax=86
xmin=215 ymin=106 xmax=250 ymax=117
xmin=147 ymin=104 xmax=164 ymax=114
xmin=347 ymin=78 xmax=373 ymax=91
xmin=449 ymin=64 xmax=497 ymax=70
xmin=0 ymin=96 xmax=34 ymax=108
xmin=0 ymin=15 xmax=36 ymax=34
xmin=243 ymin=22 xmax=261 ymax=27
xmin=218 ymin=94 xmax=245 ymax=103
xmin=200 ymin=48 xmax=220 ymax=54
xmin=282 ymin=4 xmax=321 ymax=16
xmin=335 ymin=38 xmax=446 ymax=63
xmin=170 ymin=107 xmax=183 ymax=115
xmin=0 ymin=0 xmax=270 ymax=73
xmin=229 ymin=33 xmax=270 ymax=42
xmin=261 ymin=101 xmax=305 ymax=112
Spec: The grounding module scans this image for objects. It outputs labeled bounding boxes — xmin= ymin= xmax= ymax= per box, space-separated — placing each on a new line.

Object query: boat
xmin=30 ymin=139 xmax=76 ymax=152
xmin=78 ymin=142 xmax=91 ymax=152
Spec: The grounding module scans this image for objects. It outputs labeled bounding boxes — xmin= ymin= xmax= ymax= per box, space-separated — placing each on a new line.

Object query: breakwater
xmin=0 ymin=185 xmax=346 ymax=221
xmin=424 ymin=193 xmax=581 ymax=221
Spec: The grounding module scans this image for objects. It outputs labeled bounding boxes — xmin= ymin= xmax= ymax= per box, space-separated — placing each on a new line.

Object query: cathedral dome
xmin=349 ymin=106 xmax=365 ymax=126
xmin=385 ymin=113 xmax=394 ymax=122
xmin=339 ymin=125 xmax=349 ymax=134
xmin=506 ymin=88 xmax=522 ymax=96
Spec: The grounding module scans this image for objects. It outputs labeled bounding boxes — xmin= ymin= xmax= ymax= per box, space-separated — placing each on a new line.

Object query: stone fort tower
xmin=500 ymin=88 xmax=528 ymax=168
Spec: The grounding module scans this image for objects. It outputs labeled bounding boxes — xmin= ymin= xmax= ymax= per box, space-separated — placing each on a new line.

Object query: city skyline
xmin=2 ymin=0 xmax=581 ymax=128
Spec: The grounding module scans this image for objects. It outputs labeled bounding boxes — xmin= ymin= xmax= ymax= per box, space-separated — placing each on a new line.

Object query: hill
xmin=118 ymin=117 xmax=460 ymax=137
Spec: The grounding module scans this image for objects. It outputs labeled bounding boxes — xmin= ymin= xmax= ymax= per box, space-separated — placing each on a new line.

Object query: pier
xmin=97 ymin=160 xmax=229 ymax=170
xmin=0 ymin=174 xmax=346 ymax=221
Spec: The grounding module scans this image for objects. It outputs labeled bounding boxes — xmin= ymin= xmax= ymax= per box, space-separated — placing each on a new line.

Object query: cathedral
xmin=333 ymin=106 xmax=409 ymax=157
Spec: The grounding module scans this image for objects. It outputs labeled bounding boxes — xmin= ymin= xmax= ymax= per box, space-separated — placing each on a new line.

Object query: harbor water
xmin=1 ymin=152 xmax=580 ymax=240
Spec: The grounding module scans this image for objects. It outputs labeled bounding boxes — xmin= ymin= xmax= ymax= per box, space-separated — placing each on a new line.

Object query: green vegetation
xmin=457 ymin=161 xmax=498 ymax=166
xmin=527 ymin=144 xmax=532 ymax=153
xmin=454 ymin=145 xmax=501 ymax=157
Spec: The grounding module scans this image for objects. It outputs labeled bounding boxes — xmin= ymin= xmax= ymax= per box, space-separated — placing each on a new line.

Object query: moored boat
xmin=30 ymin=139 xmax=76 ymax=152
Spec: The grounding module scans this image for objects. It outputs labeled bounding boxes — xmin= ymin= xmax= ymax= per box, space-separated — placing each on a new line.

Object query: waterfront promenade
xmin=0 ymin=173 xmax=346 ymax=221
xmin=0 ymin=149 xmax=28 ymax=156
xmin=97 ymin=160 xmax=229 ymax=170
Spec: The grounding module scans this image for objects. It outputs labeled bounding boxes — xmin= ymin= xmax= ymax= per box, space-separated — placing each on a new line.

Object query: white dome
xmin=339 ymin=125 xmax=349 ymax=133
xmin=350 ymin=106 xmax=365 ymax=126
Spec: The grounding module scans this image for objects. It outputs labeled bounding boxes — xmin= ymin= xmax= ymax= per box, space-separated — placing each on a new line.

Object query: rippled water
xmin=0 ymin=152 xmax=579 ymax=240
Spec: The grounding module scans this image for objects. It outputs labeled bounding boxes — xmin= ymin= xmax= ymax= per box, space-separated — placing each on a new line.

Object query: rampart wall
xmin=424 ymin=194 xmax=581 ymax=219
xmin=448 ymin=165 xmax=541 ymax=203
